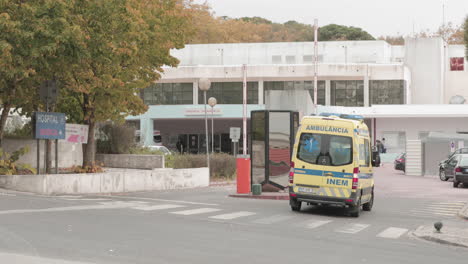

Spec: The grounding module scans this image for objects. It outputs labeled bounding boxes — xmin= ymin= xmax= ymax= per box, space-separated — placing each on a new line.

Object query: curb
xmin=228 ymin=193 xmax=290 ymax=200
xmin=411 ymin=226 xmax=468 ymax=248
xmin=411 ymin=233 xmax=468 ymax=248
xmin=458 ymin=203 xmax=468 ymax=220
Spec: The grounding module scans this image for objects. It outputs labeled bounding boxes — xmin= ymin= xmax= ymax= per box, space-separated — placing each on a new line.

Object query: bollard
xmin=252 ymin=184 xmax=262 ymax=195
xmin=236 ymin=155 xmax=251 ymax=194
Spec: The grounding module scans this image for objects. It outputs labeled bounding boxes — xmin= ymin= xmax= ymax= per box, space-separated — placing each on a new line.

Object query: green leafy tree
xmin=465 ymin=16 xmax=468 ymax=60
xmin=319 ymin=24 xmax=375 ymax=41
xmin=58 ymin=0 xmax=194 ymax=166
xmin=0 ymin=0 xmax=76 ymax=146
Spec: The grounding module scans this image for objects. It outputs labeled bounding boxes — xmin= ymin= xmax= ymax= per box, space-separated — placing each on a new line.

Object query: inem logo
xmin=327 ymin=178 xmax=349 ymax=186
xmin=306 ymin=125 xmax=349 ymax=133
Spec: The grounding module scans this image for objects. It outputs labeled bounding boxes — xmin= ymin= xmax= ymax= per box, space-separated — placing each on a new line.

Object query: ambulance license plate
xmin=298 ymin=187 xmax=318 ymax=194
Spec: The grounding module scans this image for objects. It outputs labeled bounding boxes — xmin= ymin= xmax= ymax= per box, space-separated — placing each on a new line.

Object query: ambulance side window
xmin=297 ymin=133 xmax=322 ymax=164
xmin=359 ymin=139 xmax=370 ymax=167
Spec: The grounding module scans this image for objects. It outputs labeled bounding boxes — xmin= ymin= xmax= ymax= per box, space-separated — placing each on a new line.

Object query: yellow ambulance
xmin=289 ymin=113 xmax=375 ymax=217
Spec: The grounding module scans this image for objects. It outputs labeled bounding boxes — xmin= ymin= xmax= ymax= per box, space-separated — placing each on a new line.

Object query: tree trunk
xmin=83 ymin=119 xmax=96 ymax=167
xmin=46 ymin=139 xmax=52 ymax=173
xmin=0 ymin=103 xmax=12 ymax=148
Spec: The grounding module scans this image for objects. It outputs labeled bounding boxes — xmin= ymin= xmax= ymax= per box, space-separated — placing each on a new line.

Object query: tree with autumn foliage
xmin=465 ymin=16 xmax=468 ymax=60
xmin=0 ymin=0 xmax=77 ymax=147
xmin=58 ymin=0 xmax=194 ymax=166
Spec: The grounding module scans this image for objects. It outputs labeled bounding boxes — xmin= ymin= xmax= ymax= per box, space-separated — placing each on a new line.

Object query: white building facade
xmin=127 ymin=38 xmax=468 ymax=157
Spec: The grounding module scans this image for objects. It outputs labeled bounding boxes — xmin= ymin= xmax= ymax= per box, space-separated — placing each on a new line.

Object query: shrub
xmin=71 ymin=164 xmax=104 ymax=173
xmin=0 ymin=147 xmax=36 ymax=175
xmin=128 ymin=146 xmax=165 ymax=155
xmin=167 ymin=153 xmax=236 ymax=179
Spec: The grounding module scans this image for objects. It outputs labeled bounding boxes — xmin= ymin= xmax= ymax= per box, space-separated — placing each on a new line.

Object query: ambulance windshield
xmin=297 ymin=133 xmax=352 ymax=166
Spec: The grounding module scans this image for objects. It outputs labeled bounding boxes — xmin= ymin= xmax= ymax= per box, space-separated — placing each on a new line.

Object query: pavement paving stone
xmin=412 ymin=225 xmax=468 ymax=248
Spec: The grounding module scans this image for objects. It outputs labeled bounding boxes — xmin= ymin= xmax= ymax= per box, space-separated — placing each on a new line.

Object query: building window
xmin=303 ymin=55 xmax=313 ymax=63
xmin=450 ymin=57 xmax=464 ymax=71
xmin=264 ymin=81 xmax=326 ymax=105
xmin=285 ymin=55 xmax=296 ymax=64
xmin=142 ymin=83 xmax=193 ymax=105
xmin=198 ymin=82 xmax=259 ymax=104
xmin=370 ymin=80 xmax=405 ymax=105
xmin=330 ymin=80 xmax=364 ymax=106
xmin=272 ymin=55 xmax=282 ymax=64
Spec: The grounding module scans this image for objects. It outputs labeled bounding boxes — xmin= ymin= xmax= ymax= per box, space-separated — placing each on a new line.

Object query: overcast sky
xmin=196 ymin=0 xmax=468 ymax=37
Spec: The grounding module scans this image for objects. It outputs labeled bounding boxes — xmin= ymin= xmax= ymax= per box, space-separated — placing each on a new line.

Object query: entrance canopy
xmin=317 ymin=104 xmax=468 ymax=118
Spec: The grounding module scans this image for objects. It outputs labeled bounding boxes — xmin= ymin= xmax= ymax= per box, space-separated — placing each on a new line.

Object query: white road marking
xmin=132 ymin=204 xmax=186 ymax=211
xmin=170 ymin=208 xmax=221 ymax=215
xmin=0 ymin=201 xmax=142 ymax=215
xmin=209 ymin=211 xmax=256 ymax=220
xmin=306 ymin=220 xmax=333 ymax=229
xmin=410 ymin=210 xmax=455 ymax=216
xmin=336 ymin=223 xmax=370 ymax=234
xmin=64 ymin=198 xmax=111 ymax=201
xmin=102 ymin=196 xmax=218 ymax=206
xmin=377 ymin=227 xmax=408 ymax=239
xmin=433 ymin=202 xmax=465 ymax=205
xmin=427 ymin=204 xmax=464 ymax=208
xmin=253 ymin=215 xmax=295 ymax=224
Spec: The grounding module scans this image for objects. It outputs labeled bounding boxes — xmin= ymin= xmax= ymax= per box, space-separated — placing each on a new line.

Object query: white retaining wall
xmin=0 ymin=168 xmax=209 ymax=195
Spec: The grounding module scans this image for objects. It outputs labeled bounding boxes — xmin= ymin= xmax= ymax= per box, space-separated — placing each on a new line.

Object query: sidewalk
xmin=412 ymin=225 xmax=468 ymax=248
xmin=458 ymin=203 xmax=468 ymax=220
xmin=229 ymin=192 xmax=289 ymax=200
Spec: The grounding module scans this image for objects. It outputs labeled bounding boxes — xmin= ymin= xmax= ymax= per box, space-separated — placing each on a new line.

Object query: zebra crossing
xmin=128 ymin=202 xmax=410 ymax=240
xmin=409 ymin=201 xmax=465 ymax=218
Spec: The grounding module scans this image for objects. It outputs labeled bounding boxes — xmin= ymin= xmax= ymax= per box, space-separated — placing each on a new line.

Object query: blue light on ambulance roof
xmin=319 ymin=113 xmax=364 ymax=121
xmin=319 ymin=113 xmax=341 ymax=117
xmin=339 ymin=114 xmax=364 ymax=121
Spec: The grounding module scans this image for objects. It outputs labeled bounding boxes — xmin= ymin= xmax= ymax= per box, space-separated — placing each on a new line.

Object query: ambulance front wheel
xmin=290 ymin=198 xmax=302 ymax=212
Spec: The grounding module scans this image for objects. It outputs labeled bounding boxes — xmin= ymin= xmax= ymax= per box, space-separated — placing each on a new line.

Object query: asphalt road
xmin=0 ymin=165 xmax=467 ymax=264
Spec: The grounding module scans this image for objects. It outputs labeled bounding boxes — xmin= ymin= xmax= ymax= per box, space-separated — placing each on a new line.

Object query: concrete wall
xmin=375 ymin=117 xmax=468 ymax=154
xmin=2 ymin=139 xmax=83 ymax=169
xmin=95 ymin=154 xmax=164 ymax=169
xmin=404 ymin=38 xmax=444 ymax=104
xmin=171 ymin=41 xmax=393 ymax=66
xmin=445 ymin=71 xmax=468 ymax=103
xmin=0 ymin=168 xmax=209 ymax=195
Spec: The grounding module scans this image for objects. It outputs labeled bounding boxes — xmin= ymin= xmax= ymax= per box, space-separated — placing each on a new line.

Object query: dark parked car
xmin=438 ymin=148 xmax=468 ymax=181
xmin=394 ymin=153 xmax=406 ymax=172
xmin=440 ymin=153 xmax=468 ymax=188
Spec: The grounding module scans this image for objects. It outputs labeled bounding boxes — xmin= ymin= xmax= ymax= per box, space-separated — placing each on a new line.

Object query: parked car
xmin=438 ymin=148 xmax=468 ymax=181
xmin=440 ymin=153 xmax=468 ymax=188
xmin=394 ymin=153 xmax=406 ymax=172
xmin=147 ymin=145 xmax=173 ymax=156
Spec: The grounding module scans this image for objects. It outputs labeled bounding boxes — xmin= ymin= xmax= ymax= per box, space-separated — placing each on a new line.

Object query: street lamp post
xmin=198 ymin=78 xmax=211 ymax=172
xmin=208 ymin=97 xmax=217 ymax=153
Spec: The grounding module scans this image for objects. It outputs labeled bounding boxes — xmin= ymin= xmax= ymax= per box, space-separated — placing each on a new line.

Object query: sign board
xmin=184 ymin=108 xmax=223 ymax=116
xmin=450 ymin=140 xmax=456 ymax=153
xmin=62 ymin=124 xmax=89 ymax=144
xmin=39 ymin=80 xmax=59 ymax=105
xmin=34 ymin=112 xmax=66 ymax=140
xmin=458 ymin=141 xmax=465 ymax=150
xmin=230 ymin=127 xmax=241 ymax=141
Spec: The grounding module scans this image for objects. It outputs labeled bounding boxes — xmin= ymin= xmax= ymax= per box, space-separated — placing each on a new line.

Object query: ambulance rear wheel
xmin=363 ymin=192 xmax=374 ymax=212
xmin=290 ymin=198 xmax=302 ymax=212
xmin=349 ymin=197 xmax=361 ymax=217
